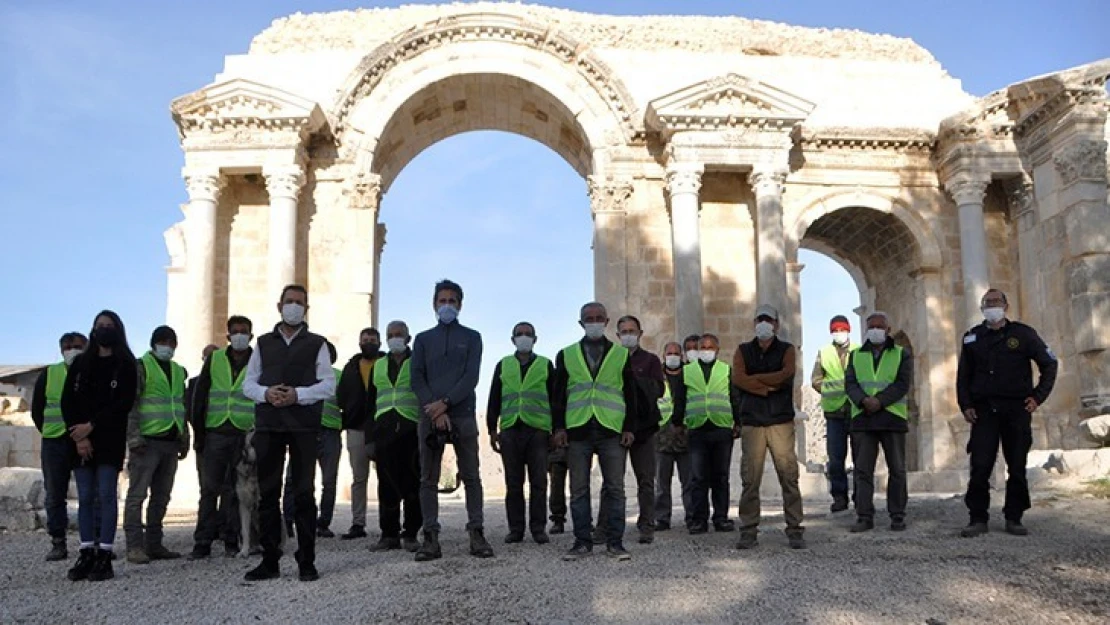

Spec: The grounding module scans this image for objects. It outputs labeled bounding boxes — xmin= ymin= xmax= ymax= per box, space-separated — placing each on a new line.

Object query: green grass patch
xmin=1086 ymin=478 xmax=1110 ymax=499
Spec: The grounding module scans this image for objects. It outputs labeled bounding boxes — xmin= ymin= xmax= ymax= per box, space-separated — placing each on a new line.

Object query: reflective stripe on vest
xmin=207 ymin=349 xmax=254 ymax=431
xmin=682 ymin=361 xmax=734 ymax=429
xmin=850 ymin=346 xmax=908 ymax=420
xmin=498 ymin=354 xmax=552 ymax=432
xmin=42 ymin=362 xmax=68 ymax=439
xmin=561 ymin=343 xmax=628 ymax=433
xmin=658 ymin=382 xmax=674 ymax=428
xmin=137 ymin=352 xmax=186 ymax=436
xmin=373 ymin=358 xmax=419 ymax=423
xmin=819 ymin=343 xmax=858 ymax=412
xmin=322 ymin=367 xmax=342 ymax=430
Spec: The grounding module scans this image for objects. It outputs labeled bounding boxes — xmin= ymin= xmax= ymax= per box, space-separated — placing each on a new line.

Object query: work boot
xmin=788 ymin=534 xmax=808 ymax=550
xmin=244 ymin=561 xmax=280 ymax=581
xmin=187 ymin=544 xmax=211 ymax=560
xmin=46 ymin=538 xmax=68 ymax=562
xmin=86 ymin=549 xmax=115 ymax=582
xmin=67 ymin=548 xmax=96 ymax=581
xmin=549 ymin=521 xmax=565 ymax=535
xmin=960 ymin=522 xmax=989 ymax=538
xmin=414 ymin=531 xmax=442 ymax=562
xmin=469 ymin=528 xmax=495 ymax=558
xmin=126 ymin=548 xmax=151 ymax=564
xmin=850 ymin=518 xmax=874 ymax=533
xmin=504 ymin=531 xmax=524 ymax=544
xmin=402 ymin=535 xmax=420 ymax=553
xmin=830 ymin=496 xmax=850 ymax=513
xmin=146 ymin=545 xmax=182 ymax=560
xmin=891 ymin=518 xmax=907 ymax=532
xmin=735 ymin=532 xmax=758 ymax=550
xmin=532 ymin=531 xmax=550 ymax=545
xmin=713 ymin=520 xmax=736 ymax=532
xmin=688 ymin=522 xmax=708 ymax=535
xmin=298 ymin=563 xmax=319 ymax=582
xmin=316 ymin=526 xmax=335 ymax=538
xmin=1005 ymin=520 xmax=1029 ymax=536
xmin=340 ymin=525 xmax=367 ymax=540
xmin=368 ymin=536 xmax=402 ymax=552
xmin=654 ymin=520 xmax=671 ymax=532
xmin=638 ymin=528 xmax=654 ymax=544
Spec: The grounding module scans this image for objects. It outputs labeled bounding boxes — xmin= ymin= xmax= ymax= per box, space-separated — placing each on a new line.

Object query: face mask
xmin=387 ymin=337 xmax=407 ymax=354
xmin=94 ymin=327 xmax=119 ymax=347
xmin=982 ymin=307 xmax=1005 ymax=324
xmin=619 ymin=334 xmax=639 ymax=349
xmin=755 ymin=321 xmax=775 ymax=341
xmin=229 ymin=334 xmax=251 ymax=352
xmin=685 ymin=349 xmax=699 ymax=364
xmin=281 ymin=303 xmax=305 ymax=326
xmin=436 ymin=305 xmax=459 ymax=324
xmin=664 ymin=355 xmax=682 ymax=370
xmin=583 ymin=322 xmax=605 ymax=340
xmin=62 ymin=349 xmax=83 ymax=366
xmin=866 ymin=328 xmax=887 ymax=345
xmin=360 ymin=343 xmax=380 ymax=358
xmin=831 ymin=331 xmax=850 ymax=346
xmin=153 ymin=345 xmax=175 ymax=361
xmin=513 ymin=336 xmax=535 ymax=353
xmin=698 ymin=350 xmax=717 ymax=364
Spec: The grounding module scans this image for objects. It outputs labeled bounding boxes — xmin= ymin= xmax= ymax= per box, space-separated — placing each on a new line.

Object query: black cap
xmin=150 ymin=325 xmax=178 ymax=347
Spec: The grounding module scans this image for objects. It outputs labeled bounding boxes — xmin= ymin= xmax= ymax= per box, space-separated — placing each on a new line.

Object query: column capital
xmin=587 ymin=174 xmax=634 ymax=214
xmin=264 ymin=165 xmax=306 ymax=201
xmin=1053 ymin=138 xmax=1108 ymax=187
xmin=943 ymin=176 xmax=989 ymax=206
xmin=182 ymin=169 xmax=225 ymax=203
xmin=664 ymin=163 xmax=704 ymax=197
xmin=349 ymin=172 xmax=382 ymax=210
xmin=750 ymin=167 xmax=788 ymax=198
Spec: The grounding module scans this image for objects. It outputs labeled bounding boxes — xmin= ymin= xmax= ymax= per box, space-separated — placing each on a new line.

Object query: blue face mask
xmin=437 ymin=305 xmax=459 ymax=324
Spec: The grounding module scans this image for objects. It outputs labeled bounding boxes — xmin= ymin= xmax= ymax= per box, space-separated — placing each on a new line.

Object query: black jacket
xmin=957 ymin=320 xmax=1057 ymax=411
xmin=337 ymin=352 xmax=382 ymax=431
xmin=60 ymin=352 xmax=138 ymax=470
xmin=844 ymin=339 xmax=914 ymax=433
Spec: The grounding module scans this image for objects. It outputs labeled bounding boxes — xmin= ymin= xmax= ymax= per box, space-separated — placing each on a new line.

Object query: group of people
xmin=31 ymin=280 xmax=1057 ymax=582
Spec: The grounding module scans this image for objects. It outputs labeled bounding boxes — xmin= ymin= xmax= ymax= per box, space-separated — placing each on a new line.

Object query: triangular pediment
xmin=646 ymin=74 xmax=815 ymax=132
xmin=171 ymin=78 xmax=327 ymax=134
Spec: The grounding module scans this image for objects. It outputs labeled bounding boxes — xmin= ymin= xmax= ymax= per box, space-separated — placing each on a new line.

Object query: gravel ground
xmin=1 ymin=491 xmax=1108 ymax=624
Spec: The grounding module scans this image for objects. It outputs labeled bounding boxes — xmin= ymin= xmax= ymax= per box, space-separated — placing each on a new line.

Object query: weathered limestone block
xmin=1067 ymin=255 xmax=1110 ymax=353
xmin=1079 ymin=415 xmax=1110 ymax=444
xmin=0 ymin=467 xmax=45 ymax=531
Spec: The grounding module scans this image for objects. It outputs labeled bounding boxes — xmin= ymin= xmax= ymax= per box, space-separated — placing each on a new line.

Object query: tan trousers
xmin=738 ymin=422 xmax=804 ymax=536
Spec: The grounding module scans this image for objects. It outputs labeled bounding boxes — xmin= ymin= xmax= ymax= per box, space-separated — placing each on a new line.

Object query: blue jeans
xmin=41 ymin=437 xmax=73 ymax=539
xmin=283 ymin=428 xmax=342 ymax=528
xmin=567 ymin=432 xmax=627 ymax=548
xmin=75 ymin=464 xmax=119 ymax=547
xmin=826 ymin=414 xmax=854 ymax=500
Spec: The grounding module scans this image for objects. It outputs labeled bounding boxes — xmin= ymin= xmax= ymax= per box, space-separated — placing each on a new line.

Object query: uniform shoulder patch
xmin=1007 ymin=337 xmax=1020 ymax=350
xmin=1046 ymin=347 xmax=1057 ymax=361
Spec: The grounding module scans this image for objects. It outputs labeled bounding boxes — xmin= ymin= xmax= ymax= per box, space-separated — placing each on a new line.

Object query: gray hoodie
xmin=411 ymin=320 xmax=483 ymax=437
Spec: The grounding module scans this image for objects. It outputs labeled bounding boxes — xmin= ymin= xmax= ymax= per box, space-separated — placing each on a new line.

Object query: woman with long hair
xmin=60 ymin=310 xmax=138 ymax=581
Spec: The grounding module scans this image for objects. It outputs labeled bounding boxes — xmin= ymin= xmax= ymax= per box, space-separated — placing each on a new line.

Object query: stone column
xmin=264 ymin=165 xmax=305 ymax=298
xmin=587 ymin=176 xmax=633 ymax=316
xmin=182 ymin=169 xmax=224 ymax=362
xmin=665 ymin=163 xmax=705 ymax=338
xmin=751 ymin=166 xmax=789 ymax=333
xmin=944 ymin=177 xmax=991 ymax=329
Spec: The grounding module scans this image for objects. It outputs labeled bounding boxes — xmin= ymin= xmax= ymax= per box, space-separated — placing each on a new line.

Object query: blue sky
xmin=1 ymin=1 xmax=1106 ymax=393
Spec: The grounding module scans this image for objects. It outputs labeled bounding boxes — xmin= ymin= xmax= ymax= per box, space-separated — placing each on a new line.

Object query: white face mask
xmin=619 ymin=334 xmax=639 ymax=349
xmin=387 ymin=337 xmax=407 ymax=354
xmin=685 ymin=349 xmax=699 ymax=364
xmin=229 ymin=334 xmax=251 ymax=352
xmin=62 ymin=349 xmax=83 ymax=366
xmin=153 ymin=345 xmax=175 ymax=361
xmin=831 ymin=331 xmax=850 ymax=346
xmin=664 ymin=354 xmax=682 ymax=370
xmin=865 ymin=328 xmax=887 ymax=345
xmin=583 ymin=322 xmax=606 ymax=340
xmin=513 ymin=336 xmax=535 ymax=353
xmin=698 ymin=349 xmax=717 ymax=364
xmin=281 ymin=302 xmax=305 ymax=326
xmin=755 ymin=321 xmax=775 ymax=341
xmin=982 ymin=307 xmax=1005 ymax=324
xmin=437 ymin=305 xmax=459 ymax=324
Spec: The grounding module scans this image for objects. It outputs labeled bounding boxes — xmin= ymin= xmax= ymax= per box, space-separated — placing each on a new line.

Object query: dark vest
xmin=254 ymin=325 xmax=326 ymax=433
xmin=738 ymin=338 xmax=795 ymax=427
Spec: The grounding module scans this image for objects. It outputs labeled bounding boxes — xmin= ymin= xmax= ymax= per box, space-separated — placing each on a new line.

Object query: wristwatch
xmin=441 ymin=397 xmax=452 ymax=409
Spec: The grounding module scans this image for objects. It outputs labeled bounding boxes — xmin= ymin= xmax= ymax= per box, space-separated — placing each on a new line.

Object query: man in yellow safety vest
xmin=810 ymin=315 xmax=859 ymax=513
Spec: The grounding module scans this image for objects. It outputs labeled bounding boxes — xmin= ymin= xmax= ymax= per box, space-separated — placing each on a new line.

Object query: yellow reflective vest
xmin=137 ymin=353 xmax=186 ymax=436
xmin=498 ymin=354 xmax=552 ymax=432
xmin=850 ymin=346 xmax=907 ymax=420
xmin=560 ymin=343 xmax=629 ymax=433
xmin=682 ymin=361 xmax=734 ymax=429
xmin=41 ymin=362 xmax=68 ymax=439
xmin=373 ymin=358 xmax=419 ymax=423
xmin=819 ymin=343 xmax=858 ymax=412
xmin=207 ymin=349 xmax=254 ymax=431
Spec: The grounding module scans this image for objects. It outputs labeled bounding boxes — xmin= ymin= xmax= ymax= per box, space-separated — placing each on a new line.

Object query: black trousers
xmin=255 ymin=431 xmax=317 ymax=567
xmin=688 ymin=427 xmax=734 ymax=525
xmin=548 ymin=447 xmax=568 ymax=524
xmin=375 ymin=429 xmax=422 ymax=539
xmin=194 ymin=430 xmax=244 ymax=548
xmin=500 ymin=425 xmax=549 ymax=535
xmin=853 ymin=430 xmax=907 ymax=521
xmin=965 ymin=402 xmax=1033 ymax=523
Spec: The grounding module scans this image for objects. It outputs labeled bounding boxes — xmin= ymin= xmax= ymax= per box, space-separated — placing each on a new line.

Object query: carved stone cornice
xmin=646 ymin=73 xmax=814 ymax=137
xmin=1012 ymin=86 xmax=1107 ymax=140
xmin=182 ymin=170 xmax=226 ymax=203
xmin=171 ymin=78 xmax=328 ymax=148
xmin=1053 ymin=139 xmax=1109 ymax=186
xmin=586 ymin=175 xmax=634 ymax=214
xmin=750 ymin=167 xmax=788 ymax=198
xmin=1005 ymin=176 xmax=1037 ymax=230
xmin=348 ymin=172 xmax=382 ymax=210
xmin=664 ymin=164 xmax=703 ymax=197
xmin=264 ymin=166 xmax=306 ymax=201
xmin=801 ymin=127 xmax=935 ymax=153
xmin=943 ymin=178 xmax=989 ymax=206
